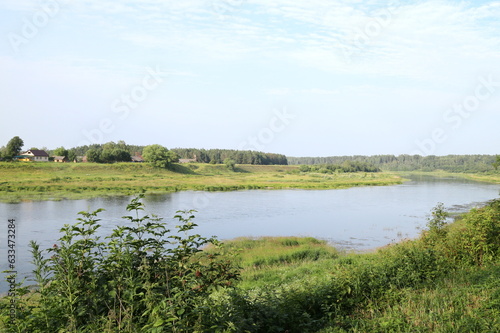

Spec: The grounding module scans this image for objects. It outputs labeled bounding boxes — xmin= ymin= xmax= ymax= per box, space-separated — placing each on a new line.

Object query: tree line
xmin=288 ymin=154 xmax=499 ymax=173
xmin=171 ymin=148 xmax=288 ymax=165
xmin=299 ymin=161 xmax=380 ymax=173
xmin=1 ymin=136 xmax=288 ymax=166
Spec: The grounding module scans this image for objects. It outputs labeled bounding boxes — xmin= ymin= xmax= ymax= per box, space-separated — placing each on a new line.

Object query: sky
xmin=1 ymin=0 xmax=499 ymax=157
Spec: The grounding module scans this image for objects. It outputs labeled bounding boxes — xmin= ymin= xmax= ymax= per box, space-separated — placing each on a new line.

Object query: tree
xmin=116 ymin=140 xmax=128 ymax=151
xmin=112 ymin=148 xmax=132 ymax=162
xmin=0 ymin=146 xmax=6 ymax=161
xmin=224 ymin=158 xmax=236 ymax=171
xmin=68 ymin=150 xmax=77 ymax=162
xmin=493 ymin=155 xmax=500 ymax=171
xmin=143 ymin=144 xmax=175 ymax=168
xmin=4 ymin=136 xmax=24 ymax=161
xmin=102 ymin=141 xmax=117 ymax=151
xmin=53 ymin=147 xmax=69 ymax=159
xmin=86 ymin=149 xmax=102 ymax=163
xmin=100 ymin=149 xmax=115 ymax=163
xmin=169 ymin=151 xmax=180 ymax=163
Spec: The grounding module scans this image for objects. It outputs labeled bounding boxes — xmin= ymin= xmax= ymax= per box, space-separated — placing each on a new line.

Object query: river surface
xmin=0 ymin=175 xmax=498 ymax=291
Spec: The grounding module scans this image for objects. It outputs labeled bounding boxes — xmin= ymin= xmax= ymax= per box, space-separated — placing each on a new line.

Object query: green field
xmin=0 ymin=162 xmax=404 ymax=203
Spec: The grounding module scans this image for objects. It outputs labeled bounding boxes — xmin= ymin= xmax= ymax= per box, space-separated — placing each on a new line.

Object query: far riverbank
xmin=0 ymin=162 xmax=403 ymax=203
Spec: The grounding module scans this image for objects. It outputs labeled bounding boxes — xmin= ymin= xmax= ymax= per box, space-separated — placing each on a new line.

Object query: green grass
xmin=216 ymin=237 xmax=340 ymax=289
xmin=317 ymin=265 xmax=500 ymax=332
xmin=393 ymin=169 xmax=500 ymax=184
xmin=0 ymin=162 xmax=403 ymax=202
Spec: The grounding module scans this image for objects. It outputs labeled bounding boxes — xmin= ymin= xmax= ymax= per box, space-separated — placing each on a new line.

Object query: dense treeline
xmin=172 ymin=148 xmax=288 ymax=165
xmin=69 ymin=143 xmax=288 ymax=165
xmin=299 ymin=160 xmax=380 ymax=173
xmin=288 ymin=154 xmax=498 ymax=172
xmin=67 ymin=141 xmax=144 ymax=158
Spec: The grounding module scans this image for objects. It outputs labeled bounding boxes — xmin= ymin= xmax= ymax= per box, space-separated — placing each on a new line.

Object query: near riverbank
xmin=0 ymin=162 xmax=403 ymax=203
xmin=1 ymin=197 xmax=499 ymax=331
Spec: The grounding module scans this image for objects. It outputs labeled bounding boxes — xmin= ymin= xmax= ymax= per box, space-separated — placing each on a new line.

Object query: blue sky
xmin=1 ymin=0 xmax=499 ymax=157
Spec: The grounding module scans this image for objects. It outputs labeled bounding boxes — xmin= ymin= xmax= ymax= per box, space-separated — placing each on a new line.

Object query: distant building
xmin=18 ymin=150 xmax=49 ymax=162
xmin=179 ymin=155 xmax=197 ymax=163
xmin=131 ymin=155 xmax=144 ymax=162
xmin=53 ymin=156 xmax=68 ymax=163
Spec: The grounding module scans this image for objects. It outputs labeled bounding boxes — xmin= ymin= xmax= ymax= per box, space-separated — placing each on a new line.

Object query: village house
xmin=18 ymin=149 xmax=50 ymax=162
xmin=53 ymin=156 xmax=68 ymax=163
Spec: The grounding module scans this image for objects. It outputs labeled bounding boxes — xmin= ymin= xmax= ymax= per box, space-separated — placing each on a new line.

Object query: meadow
xmin=0 ymin=162 xmax=403 ymax=203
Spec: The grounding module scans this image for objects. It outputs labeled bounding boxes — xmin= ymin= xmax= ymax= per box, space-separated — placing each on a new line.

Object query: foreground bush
xmin=423 ymin=199 xmax=500 ymax=266
xmin=2 ymin=195 xmax=239 ymax=332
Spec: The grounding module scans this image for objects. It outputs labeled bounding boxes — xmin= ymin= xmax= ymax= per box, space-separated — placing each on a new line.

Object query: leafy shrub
xmin=446 ymin=200 xmax=500 ymax=266
xmin=422 ymin=199 xmax=500 ymax=267
xmin=4 ymin=195 xmax=239 ymax=332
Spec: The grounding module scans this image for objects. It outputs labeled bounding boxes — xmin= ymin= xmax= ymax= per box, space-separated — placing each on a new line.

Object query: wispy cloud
xmin=4 ymin=0 xmax=496 ymax=83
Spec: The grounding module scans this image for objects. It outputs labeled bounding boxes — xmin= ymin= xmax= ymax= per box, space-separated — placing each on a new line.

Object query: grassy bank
xmin=392 ymin=169 xmax=500 ymax=184
xmin=0 ymin=162 xmax=403 ymax=203
xmin=209 ymin=199 xmax=500 ymax=332
xmin=1 ymin=197 xmax=499 ymax=332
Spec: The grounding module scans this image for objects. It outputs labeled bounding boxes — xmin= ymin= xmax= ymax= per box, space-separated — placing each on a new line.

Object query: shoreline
xmin=1 ymin=162 xmax=498 ymax=204
xmin=0 ymin=162 xmax=403 ymax=203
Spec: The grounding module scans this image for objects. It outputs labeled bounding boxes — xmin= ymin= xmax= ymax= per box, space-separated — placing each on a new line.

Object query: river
xmin=0 ymin=175 xmax=498 ymax=291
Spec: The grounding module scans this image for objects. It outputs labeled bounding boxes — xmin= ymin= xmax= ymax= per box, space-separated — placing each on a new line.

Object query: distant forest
xmin=298 ymin=161 xmax=380 ymax=173
xmin=172 ymin=148 xmax=288 ymax=165
xmin=288 ymin=155 xmax=498 ymax=173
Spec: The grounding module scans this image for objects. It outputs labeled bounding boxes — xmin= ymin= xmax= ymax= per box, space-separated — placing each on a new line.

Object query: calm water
xmin=0 ymin=175 xmax=498 ymax=291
